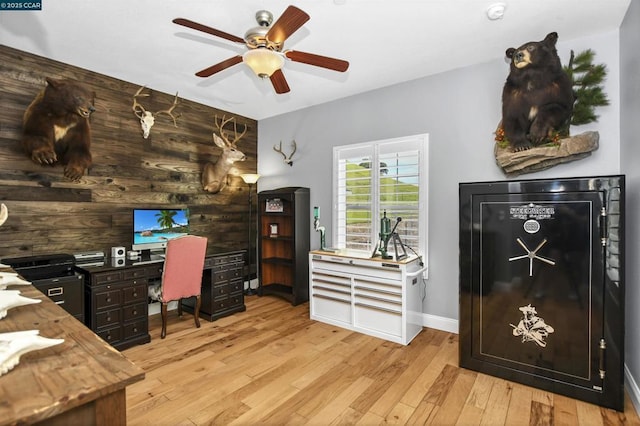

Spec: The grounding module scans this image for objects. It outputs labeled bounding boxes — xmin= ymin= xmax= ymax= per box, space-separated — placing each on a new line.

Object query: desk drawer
xmin=94 ymin=288 xmax=121 ymax=310
xmin=96 ymin=308 xmax=120 ymax=329
xmin=213 ymin=282 xmax=232 ymax=297
xmin=123 ymin=302 xmax=147 ymax=321
xmin=124 ymin=268 xmax=147 ymax=280
xmin=228 ymin=292 xmax=243 ymax=308
xmin=123 ymin=319 xmax=146 ymax=339
xmin=213 ymin=270 xmax=229 ymax=282
xmin=122 ymin=283 xmax=146 ymax=304
xmin=212 ymin=296 xmax=232 ymax=311
xmin=94 ymin=271 xmax=123 ymax=285
xmin=97 ymin=325 xmax=121 ymax=344
xmin=229 ymin=266 xmax=243 ymax=280
xmin=228 ymin=279 xmax=243 ymax=294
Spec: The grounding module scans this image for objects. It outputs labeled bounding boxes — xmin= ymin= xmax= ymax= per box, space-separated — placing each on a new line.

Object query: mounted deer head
xmin=132 ymin=86 xmax=180 ymax=139
xmin=274 ymin=140 xmax=297 ymax=166
xmin=202 ymin=115 xmax=248 ymax=193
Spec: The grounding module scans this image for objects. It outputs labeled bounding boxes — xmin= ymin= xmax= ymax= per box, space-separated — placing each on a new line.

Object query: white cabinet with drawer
xmin=309 ymin=250 xmax=426 ymax=345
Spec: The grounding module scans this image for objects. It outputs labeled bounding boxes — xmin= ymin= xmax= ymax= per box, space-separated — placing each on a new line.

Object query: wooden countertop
xmin=310 ymin=248 xmax=419 ymax=265
xmin=0 ymin=268 xmax=145 ymax=425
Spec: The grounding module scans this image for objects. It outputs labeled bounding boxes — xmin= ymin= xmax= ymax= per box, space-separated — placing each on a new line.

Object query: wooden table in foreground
xmin=0 ymin=269 xmax=145 ymax=426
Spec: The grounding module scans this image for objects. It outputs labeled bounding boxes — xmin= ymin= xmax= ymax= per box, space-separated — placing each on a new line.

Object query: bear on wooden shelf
xmin=22 ymin=77 xmax=95 ymax=181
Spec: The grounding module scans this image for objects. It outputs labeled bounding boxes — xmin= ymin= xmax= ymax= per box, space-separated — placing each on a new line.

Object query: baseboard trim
xmin=626 ymin=364 xmax=640 ymax=415
xmin=422 ymin=313 xmax=459 ymax=334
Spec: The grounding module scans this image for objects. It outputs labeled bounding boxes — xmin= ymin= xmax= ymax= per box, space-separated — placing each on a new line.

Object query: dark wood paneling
xmin=0 ymin=45 xmax=258 ymax=259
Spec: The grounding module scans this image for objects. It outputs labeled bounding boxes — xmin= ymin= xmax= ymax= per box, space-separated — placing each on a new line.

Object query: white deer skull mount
xmin=274 ymin=140 xmax=297 ymax=166
xmin=132 ymin=86 xmax=180 ymax=139
xmin=202 ymin=115 xmax=248 ymax=194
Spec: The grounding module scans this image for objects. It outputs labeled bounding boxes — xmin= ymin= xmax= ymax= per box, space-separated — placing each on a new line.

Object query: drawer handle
xmin=55 ymin=300 xmax=65 ymax=305
xmin=133 ymin=327 xmax=138 ymax=333
xmin=132 ymin=310 xmax=138 ymax=315
xmin=107 ymin=316 xmax=111 ymax=321
xmin=106 ymin=297 xmax=112 ymax=303
xmin=48 ymin=287 xmax=63 ymax=297
xmin=133 ymin=292 xmax=138 ymax=297
xmin=354 ymin=302 xmax=401 ymax=314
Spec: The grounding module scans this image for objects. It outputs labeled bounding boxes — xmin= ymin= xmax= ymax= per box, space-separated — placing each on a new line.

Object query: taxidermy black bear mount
xmin=22 ymin=77 xmax=95 ymax=181
xmin=500 ymin=32 xmax=574 ymax=152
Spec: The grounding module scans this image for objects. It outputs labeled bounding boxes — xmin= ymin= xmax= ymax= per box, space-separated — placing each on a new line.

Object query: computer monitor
xmin=132 ymin=208 xmax=189 ymax=256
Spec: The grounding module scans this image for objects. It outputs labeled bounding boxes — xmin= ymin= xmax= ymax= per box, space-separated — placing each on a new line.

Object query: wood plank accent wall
xmin=0 ymin=45 xmax=257 ymax=261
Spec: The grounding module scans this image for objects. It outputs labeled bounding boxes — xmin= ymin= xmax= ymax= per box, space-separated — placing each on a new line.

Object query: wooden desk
xmin=76 ymin=251 xmax=246 ymax=350
xmin=0 ymin=271 xmax=145 ymax=425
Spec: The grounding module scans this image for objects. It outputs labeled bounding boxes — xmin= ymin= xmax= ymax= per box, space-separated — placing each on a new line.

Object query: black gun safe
xmin=459 ymin=175 xmax=624 ymax=411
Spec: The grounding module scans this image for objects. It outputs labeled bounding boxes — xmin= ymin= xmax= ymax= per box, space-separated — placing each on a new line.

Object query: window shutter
xmin=333 ymin=134 xmax=428 ymax=268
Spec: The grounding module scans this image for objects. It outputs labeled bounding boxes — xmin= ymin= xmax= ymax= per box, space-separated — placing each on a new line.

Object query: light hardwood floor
xmin=123 ymin=295 xmax=640 ymax=425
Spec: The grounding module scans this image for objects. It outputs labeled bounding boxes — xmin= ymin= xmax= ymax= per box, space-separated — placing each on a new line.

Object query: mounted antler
xmin=202 ymin=115 xmax=248 ymax=193
xmin=274 ymin=140 xmax=297 ymax=166
xmin=132 ymin=86 xmax=180 ymax=139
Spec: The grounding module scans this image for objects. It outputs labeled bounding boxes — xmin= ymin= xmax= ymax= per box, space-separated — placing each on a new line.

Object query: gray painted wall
xmin=259 ymin=29 xmax=621 ymax=318
xmin=258 ymin=26 xmax=637 ymax=410
xmin=621 ymin=0 xmax=640 ymax=410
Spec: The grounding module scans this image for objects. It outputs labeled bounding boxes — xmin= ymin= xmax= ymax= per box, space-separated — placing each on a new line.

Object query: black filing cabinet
xmin=33 ymin=274 xmax=85 ymax=323
xmin=2 ymin=254 xmax=85 ymax=324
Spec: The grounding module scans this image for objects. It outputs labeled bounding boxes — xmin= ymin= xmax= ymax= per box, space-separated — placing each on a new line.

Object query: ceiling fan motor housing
xmin=245 ymin=10 xmax=280 ymax=50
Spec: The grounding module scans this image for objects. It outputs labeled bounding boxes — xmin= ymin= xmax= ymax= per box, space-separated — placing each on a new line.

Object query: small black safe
xmin=459 ymin=175 xmax=624 ymax=411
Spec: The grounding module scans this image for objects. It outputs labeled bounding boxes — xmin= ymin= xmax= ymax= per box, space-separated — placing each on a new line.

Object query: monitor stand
xmin=138 ymin=249 xmax=165 ymax=263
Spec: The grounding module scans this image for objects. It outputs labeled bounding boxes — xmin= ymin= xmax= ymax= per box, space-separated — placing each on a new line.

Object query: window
xmin=333 ymin=134 xmax=428 ymax=266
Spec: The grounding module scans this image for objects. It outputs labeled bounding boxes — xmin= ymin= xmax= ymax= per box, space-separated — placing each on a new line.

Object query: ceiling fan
xmin=173 ymin=5 xmax=349 ymax=94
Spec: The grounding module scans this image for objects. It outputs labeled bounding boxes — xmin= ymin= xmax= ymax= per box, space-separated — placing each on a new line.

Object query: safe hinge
xmin=599 ymin=338 xmax=606 ymax=379
xmin=600 ymin=207 xmax=607 ymax=247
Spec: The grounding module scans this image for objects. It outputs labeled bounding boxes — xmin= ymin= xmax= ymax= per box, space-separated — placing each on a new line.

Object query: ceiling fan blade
xmin=195 ymin=56 xmax=243 ymax=77
xmin=285 ymin=50 xmax=349 ymax=72
xmin=266 ymin=5 xmax=310 ymax=45
xmin=173 ymin=18 xmax=245 ymax=44
xmin=270 ymin=69 xmax=290 ymax=94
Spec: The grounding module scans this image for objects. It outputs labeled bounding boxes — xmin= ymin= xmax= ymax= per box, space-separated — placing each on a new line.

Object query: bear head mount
xmin=506 ymin=32 xmax=562 ymax=70
xmin=501 ymin=32 xmax=574 ymax=152
xmin=39 ymin=77 xmax=95 ymax=120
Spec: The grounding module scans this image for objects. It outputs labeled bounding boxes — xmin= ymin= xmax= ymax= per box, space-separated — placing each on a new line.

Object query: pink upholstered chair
xmin=148 ymin=235 xmax=207 ymax=339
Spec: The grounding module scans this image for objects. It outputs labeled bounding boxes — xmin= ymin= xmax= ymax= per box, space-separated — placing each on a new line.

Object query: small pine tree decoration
xmin=563 ymin=49 xmax=610 ymax=126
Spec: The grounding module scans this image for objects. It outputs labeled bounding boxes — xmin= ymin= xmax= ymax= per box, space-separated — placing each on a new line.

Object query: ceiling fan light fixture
xmin=243 ymin=49 xmax=284 ymax=78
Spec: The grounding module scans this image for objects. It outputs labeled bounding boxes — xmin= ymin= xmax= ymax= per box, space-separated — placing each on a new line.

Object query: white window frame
xmin=332 ymin=133 xmax=428 ymax=273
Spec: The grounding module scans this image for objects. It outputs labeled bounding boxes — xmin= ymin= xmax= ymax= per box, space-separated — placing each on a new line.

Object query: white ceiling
xmin=0 ymin=0 xmax=631 ymax=120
